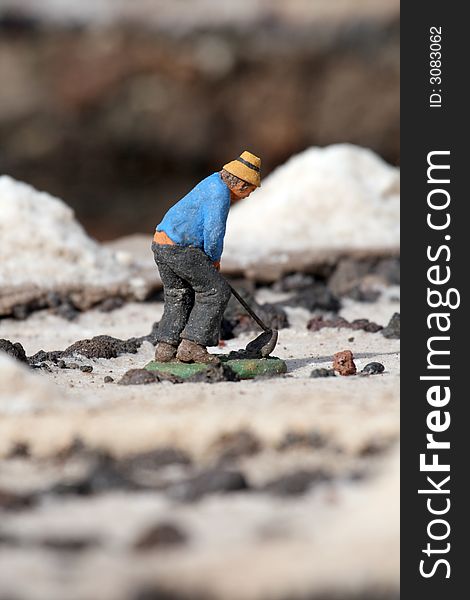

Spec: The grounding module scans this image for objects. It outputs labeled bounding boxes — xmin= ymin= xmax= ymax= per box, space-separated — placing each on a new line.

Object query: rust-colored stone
xmin=332 ymin=350 xmax=357 ymax=376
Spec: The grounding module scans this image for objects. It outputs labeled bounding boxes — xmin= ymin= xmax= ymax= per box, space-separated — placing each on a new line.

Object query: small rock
xmin=103 ymin=376 xmax=114 ymax=383
xmin=57 ymin=359 xmax=66 ymax=369
xmin=283 ymin=283 xmax=340 ymax=313
xmin=328 ymin=258 xmax=373 ymax=297
xmin=347 ymin=288 xmax=381 ymax=303
xmin=134 ymin=522 xmax=187 ymax=551
xmin=68 ymin=363 xmax=79 ymax=370
xmin=127 ymin=447 xmax=191 ymax=470
xmin=12 ymin=304 xmax=32 ymax=320
xmin=80 ymin=365 xmax=93 ymax=373
xmin=374 ymin=257 xmax=400 ymax=285
xmin=185 ymin=363 xmax=240 ymax=383
xmin=381 ymin=312 xmax=400 ymax=339
xmin=350 ymin=318 xmax=383 ymax=333
xmin=7 ymin=442 xmax=30 ymax=458
xmin=212 ymin=430 xmax=261 ymax=462
xmin=50 ymin=456 xmax=136 ymax=496
xmin=307 ymin=315 xmax=382 ymax=333
xmin=277 ymin=431 xmax=326 ymax=451
xmin=358 ymin=438 xmax=394 ymax=457
xmin=40 ymin=536 xmax=99 ymax=553
xmin=361 ymin=362 xmax=385 ymax=375
xmin=54 ymin=301 xmax=79 ymax=321
xmin=310 ymin=368 xmax=336 ymax=378
xmin=98 ymin=297 xmax=125 ymax=313
xmin=118 ymin=369 xmax=181 ymax=385
xmin=119 ymin=369 xmax=160 ymax=386
xmin=169 ymin=469 xmax=249 ymax=502
xmin=263 ymin=469 xmax=330 ymax=496
xmin=0 ymin=488 xmax=34 ymax=510
xmin=333 ymin=350 xmax=357 ymax=376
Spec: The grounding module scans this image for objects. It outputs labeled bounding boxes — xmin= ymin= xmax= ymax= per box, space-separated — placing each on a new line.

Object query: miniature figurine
xmin=152 ymin=151 xmax=261 ymax=364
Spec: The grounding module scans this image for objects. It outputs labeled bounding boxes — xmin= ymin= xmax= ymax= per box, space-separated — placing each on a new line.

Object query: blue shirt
xmin=156 ymin=173 xmax=231 ymax=262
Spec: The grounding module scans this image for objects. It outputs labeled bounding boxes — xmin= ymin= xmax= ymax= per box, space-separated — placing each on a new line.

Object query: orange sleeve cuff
xmin=153 ymin=230 xmax=175 ymax=245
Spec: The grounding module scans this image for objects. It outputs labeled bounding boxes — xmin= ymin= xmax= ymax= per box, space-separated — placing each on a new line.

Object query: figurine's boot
xmin=176 ymin=339 xmax=220 ymax=364
xmin=154 ymin=341 xmax=177 ymax=362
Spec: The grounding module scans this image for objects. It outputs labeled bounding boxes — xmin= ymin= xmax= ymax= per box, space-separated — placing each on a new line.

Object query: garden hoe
xmin=228 ymin=285 xmax=278 ymax=358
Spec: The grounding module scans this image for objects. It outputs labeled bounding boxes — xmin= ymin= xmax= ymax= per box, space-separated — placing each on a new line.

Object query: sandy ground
xmin=0 ymin=291 xmax=400 ymax=600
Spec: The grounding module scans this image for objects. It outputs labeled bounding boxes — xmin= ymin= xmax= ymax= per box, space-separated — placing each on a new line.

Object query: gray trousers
xmin=152 ymin=242 xmax=231 ymax=347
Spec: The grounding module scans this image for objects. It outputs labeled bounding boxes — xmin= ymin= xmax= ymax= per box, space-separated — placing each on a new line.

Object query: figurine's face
xmin=230 ymin=180 xmax=257 ymax=202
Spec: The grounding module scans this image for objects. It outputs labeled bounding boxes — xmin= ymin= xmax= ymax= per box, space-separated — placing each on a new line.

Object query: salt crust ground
xmin=0 ymin=292 xmax=399 ymax=600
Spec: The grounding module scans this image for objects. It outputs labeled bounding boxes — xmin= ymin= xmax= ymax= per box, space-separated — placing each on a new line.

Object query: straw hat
xmin=223 ymin=151 xmax=261 ymax=187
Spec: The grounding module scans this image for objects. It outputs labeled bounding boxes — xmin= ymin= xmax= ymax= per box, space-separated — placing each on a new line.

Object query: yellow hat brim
xmin=223 ymin=160 xmax=261 ymax=187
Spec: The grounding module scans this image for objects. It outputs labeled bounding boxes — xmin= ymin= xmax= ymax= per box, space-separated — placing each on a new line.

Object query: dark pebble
xmin=347 ymin=288 xmax=381 ymax=303
xmin=310 ymin=368 xmax=336 ymax=378
xmin=39 ymin=536 xmax=99 ymax=552
xmin=328 ymin=258 xmax=373 ymax=297
xmin=262 ymin=469 xmax=330 ymax=496
xmin=12 ymin=304 xmax=31 ymax=320
xmin=54 ymin=301 xmax=79 ymax=321
xmin=381 ymin=312 xmax=400 ymax=339
xmin=0 ymin=488 xmax=35 ymax=511
xmin=185 ymin=363 xmax=240 ymax=383
xmin=350 ymin=319 xmax=383 ymax=333
xmin=7 ymin=442 xmax=30 ymax=458
xmin=361 ymin=362 xmax=385 ymax=375
xmin=358 ymin=438 xmax=393 ymax=457
xmin=282 ymin=283 xmax=340 ymax=313
xmin=98 ymin=297 xmax=125 ymax=313
xmin=80 ymin=365 xmax=93 ymax=373
xmin=134 ymin=522 xmax=187 ymax=551
xmin=57 ymin=360 xmax=66 ymax=369
xmin=104 ymin=376 xmax=114 ymax=383
xmin=277 ymin=431 xmax=326 ymax=451
xmin=307 ymin=315 xmax=382 ymax=333
xmin=212 ymin=430 xmax=261 ymax=463
xmin=127 ymin=447 xmax=192 ymax=470
xmin=168 ymin=469 xmax=249 ymax=502
xmin=374 ymin=257 xmax=400 ymax=285
xmin=49 ymin=456 xmax=137 ymax=496
xmin=119 ymin=369 xmax=181 ymax=385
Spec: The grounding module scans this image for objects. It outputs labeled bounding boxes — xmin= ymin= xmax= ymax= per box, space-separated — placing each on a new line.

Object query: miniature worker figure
xmin=152 ymin=151 xmax=261 ymax=364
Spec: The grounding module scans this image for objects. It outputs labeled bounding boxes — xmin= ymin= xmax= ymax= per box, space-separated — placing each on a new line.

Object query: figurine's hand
xmin=213 ymin=261 xmax=220 ymax=271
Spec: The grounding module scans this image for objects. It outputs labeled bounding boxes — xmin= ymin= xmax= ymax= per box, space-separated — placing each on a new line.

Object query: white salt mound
xmin=0 ymin=176 xmax=156 ymax=314
xmin=223 ymin=144 xmax=399 ymax=274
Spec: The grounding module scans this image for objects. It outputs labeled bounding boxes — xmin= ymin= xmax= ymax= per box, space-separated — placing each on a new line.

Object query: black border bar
xmin=401 ymin=3 xmax=467 ymax=597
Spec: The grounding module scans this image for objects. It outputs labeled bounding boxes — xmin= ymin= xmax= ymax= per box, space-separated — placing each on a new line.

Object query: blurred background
xmin=0 ymin=0 xmax=399 ymax=240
